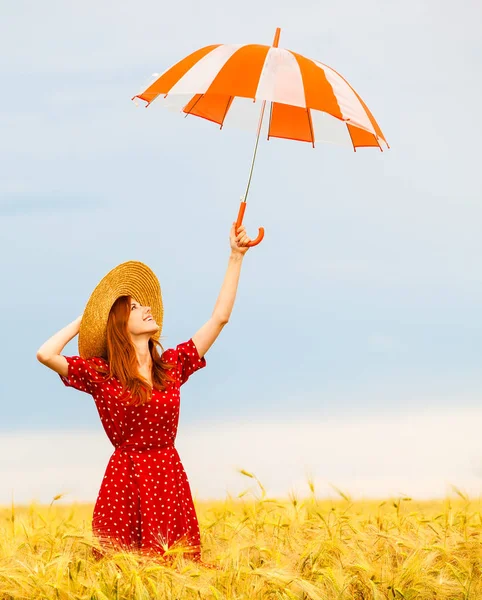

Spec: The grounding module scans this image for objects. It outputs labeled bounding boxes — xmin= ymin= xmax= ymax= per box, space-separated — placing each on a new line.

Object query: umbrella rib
xmin=183 ymin=94 xmax=204 ymax=118
xmin=346 ymin=124 xmax=356 ymax=152
xmin=219 ymin=96 xmax=234 ymax=130
xmin=307 ymin=108 xmax=315 ymax=149
xmin=267 ymin=100 xmax=273 ymax=141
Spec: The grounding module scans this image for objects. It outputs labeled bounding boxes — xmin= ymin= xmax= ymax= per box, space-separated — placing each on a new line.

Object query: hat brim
xmin=78 ymin=261 xmax=163 ymax=359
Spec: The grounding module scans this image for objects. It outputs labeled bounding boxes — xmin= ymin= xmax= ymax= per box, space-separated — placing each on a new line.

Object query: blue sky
xmin=1 ymin=0 xmax=482 ymax=501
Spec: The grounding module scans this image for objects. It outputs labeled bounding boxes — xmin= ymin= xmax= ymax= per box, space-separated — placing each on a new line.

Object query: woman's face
xmin=127 ymin=298 xmax=159 ymax=337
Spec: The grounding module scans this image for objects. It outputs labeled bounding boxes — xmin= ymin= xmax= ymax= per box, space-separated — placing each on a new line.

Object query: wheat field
xmin=1 ymin=473 xmax=481 ymax=599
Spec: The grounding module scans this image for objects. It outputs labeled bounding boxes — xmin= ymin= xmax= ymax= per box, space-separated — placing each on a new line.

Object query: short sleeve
xmin=59 ymin=355 xmax=106 ymax=395
xmin=167 ymin=338 xmax=207 ymax=386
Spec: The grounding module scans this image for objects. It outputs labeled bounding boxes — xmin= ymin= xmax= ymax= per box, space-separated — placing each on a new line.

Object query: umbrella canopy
xmin=132 ymin=31 xmax=388 ymax=152
xmin=132 ymin=28 xmax=389 ymax=247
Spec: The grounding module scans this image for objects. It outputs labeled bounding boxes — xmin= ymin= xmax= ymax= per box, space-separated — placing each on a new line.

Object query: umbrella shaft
xmin=244 ymin=99 xmax=267 ymax=203
xmin=243 ymin=28 xmax=280 ymax=204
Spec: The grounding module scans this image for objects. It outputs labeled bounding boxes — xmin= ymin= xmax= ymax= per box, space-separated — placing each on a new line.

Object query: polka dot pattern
xmin=59 ymin=338 xmax=207 ymax=560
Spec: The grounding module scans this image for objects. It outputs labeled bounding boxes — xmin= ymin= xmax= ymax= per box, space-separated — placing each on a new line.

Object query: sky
xmin=1 ymin=0 xmax=482 ymax=504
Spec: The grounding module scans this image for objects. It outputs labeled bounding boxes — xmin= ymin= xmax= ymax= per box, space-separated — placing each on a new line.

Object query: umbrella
xmin=132 ymin=27 xmax=389 ymax=247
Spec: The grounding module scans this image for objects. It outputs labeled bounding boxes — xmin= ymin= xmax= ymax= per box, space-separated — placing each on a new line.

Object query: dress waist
xmin=114 ymin=442 xmax=175 ymax=454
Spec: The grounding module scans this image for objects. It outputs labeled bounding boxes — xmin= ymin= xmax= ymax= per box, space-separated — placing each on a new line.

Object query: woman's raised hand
xmin=230 ymin=222 xmax=251 ymax=256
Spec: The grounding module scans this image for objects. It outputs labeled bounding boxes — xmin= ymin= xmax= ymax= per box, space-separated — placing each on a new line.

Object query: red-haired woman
xmin=36 ymin=222 xmax=251 ymax=567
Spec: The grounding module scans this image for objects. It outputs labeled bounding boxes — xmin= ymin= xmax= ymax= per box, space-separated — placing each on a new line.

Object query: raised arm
xmin=192 ymin=226 xmax=247 ymax=359
xmin=36 ymin=315 xmax=82 ymax=377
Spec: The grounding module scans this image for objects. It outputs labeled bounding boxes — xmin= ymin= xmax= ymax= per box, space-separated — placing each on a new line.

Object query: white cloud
xmin=2 ymin=407 xmax=482 ymax=506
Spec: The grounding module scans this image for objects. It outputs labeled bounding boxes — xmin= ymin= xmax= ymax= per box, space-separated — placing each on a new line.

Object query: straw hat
xmin=78 ymin=261 xmax=163 ymax=359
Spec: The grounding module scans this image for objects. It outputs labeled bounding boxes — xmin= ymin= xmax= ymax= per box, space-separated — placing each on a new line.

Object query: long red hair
xmin=92 ymin=295 xmax=177 ymax=406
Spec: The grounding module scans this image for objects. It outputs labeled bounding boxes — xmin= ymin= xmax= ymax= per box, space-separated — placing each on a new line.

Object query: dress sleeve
xmin=59 ymin=355 xmax=105 ymax=395
xmin=170 ymin=338 xmax=207 ymax=386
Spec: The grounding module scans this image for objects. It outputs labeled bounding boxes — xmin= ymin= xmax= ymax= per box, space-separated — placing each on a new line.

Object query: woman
xmin=36 ymin=221 xmax=251 ymax=566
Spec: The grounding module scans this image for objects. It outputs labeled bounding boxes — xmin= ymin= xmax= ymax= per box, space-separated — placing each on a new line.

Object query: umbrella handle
xmin=235 ymin=200 xmax=264 ymax=247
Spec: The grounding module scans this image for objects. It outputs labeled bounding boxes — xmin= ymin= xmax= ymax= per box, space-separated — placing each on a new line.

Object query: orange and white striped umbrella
xmin=132 ymin=28 xmax=389 ymax=247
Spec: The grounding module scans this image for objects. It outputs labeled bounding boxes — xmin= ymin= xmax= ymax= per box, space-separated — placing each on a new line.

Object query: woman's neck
xmin=132 ymin=338 xmax=152 ymax=370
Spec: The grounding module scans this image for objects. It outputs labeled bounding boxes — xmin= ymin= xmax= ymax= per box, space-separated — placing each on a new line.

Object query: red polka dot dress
xmin=59 ymin=338 xmax=206 ymax=561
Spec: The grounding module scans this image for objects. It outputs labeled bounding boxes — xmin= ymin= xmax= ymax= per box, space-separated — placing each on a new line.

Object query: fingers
xmin=236 ymin=232 xmax=249 ymax=245
xmin=232 ymin=222 xmax=250 ymax=245
xmin=234 ymin=225 xmax=246 ymax=237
